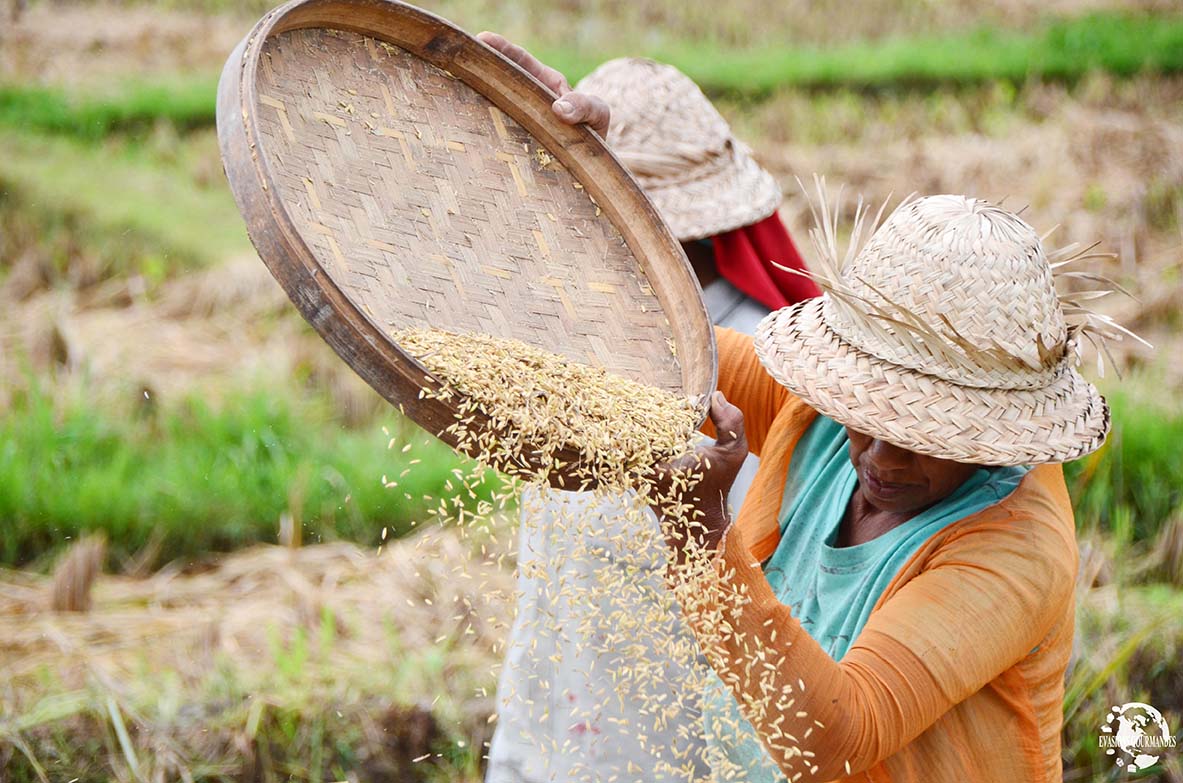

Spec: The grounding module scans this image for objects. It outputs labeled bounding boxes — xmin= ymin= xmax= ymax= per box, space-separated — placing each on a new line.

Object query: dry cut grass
xmin=0 ymin=528 xmax=516 ymax=781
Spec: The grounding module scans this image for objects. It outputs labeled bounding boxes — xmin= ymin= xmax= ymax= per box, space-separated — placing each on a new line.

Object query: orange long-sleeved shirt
xmin=692 ymin=328 xmax=1077 ymax=782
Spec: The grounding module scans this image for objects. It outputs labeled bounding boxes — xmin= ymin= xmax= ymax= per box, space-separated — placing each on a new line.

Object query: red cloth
xmin=710 ymin=212 xmax=821 ymax=310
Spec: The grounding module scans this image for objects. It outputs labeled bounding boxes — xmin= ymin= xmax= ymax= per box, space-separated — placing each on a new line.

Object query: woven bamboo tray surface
xmin=217 ymin=1 xmax=716 ymax=468
xmin=255 ymin=27 xmax=683 ymax=388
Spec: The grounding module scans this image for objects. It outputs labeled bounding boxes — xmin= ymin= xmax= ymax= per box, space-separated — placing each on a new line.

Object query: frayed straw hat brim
xmin=754 ymin=298 xmax=1110 ymax=466
xmin=643 ymin=144 xmax=781 ymax=241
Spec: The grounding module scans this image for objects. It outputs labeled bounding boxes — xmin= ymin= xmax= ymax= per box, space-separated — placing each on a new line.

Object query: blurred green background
xmin=1 ymin=0 xmax=1181 ymax=780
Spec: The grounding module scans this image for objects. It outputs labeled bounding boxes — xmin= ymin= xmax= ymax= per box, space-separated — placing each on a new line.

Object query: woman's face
xmin=845 ymin=426 xmax=979 ymax=514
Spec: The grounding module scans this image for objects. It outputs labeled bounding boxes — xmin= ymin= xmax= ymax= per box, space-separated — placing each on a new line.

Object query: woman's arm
xmin=687 ymin=499 xmax=1075 ymax=779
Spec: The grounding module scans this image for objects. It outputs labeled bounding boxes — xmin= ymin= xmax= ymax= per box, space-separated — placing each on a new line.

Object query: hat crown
xmin=575 ymin=58 xmax=783 ymax=241
xmin=575 ymin=58 xmax=733 ymax=184
xmin=825 ymin=195 xmax=1068 ymax=390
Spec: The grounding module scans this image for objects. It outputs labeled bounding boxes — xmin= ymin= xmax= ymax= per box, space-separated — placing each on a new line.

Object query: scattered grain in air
xmin=373 ymin=327 xmax=812 ymax=779
xmin=412 ymin=754 xmax=431 ymax=763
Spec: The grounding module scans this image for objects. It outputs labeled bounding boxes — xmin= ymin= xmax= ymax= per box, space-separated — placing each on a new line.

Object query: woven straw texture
xmin=755 ymin=195 xmax=1110 ymax=466
xmin=575 ymin=58 xmax=780 ymax=241
xmin=253 ymin=28 xmax=684 ymax=390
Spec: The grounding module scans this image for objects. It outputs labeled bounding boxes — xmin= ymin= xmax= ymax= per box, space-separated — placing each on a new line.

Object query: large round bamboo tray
xmin=216 ymin=0 xmax=716 ymax=486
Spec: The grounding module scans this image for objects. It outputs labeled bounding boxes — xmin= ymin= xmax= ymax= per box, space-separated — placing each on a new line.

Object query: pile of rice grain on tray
xmin=393 ymin=327 xmax=809 ymax=783
xmin=395 ymin=327 xmax=702 ymax=488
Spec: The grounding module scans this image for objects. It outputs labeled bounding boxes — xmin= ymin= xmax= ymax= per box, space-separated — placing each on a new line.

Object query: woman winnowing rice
xmin=480 ymin=33 xmax=1144 ymax=783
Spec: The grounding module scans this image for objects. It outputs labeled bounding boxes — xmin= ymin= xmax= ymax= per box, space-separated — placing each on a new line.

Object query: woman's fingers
xmin=477 ymin=31 xmax=610 ymax=137
xmin=554 ymin=92 xmax=611 ymax=137
xmin=708 ymin=391 xmax=746 ymax=451
xmin=477 ymin=31 xmax=571 ymax=96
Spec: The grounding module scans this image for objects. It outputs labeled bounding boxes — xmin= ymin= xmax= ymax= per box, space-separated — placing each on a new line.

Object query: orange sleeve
xmin=705 ymin=326 xmax=791 ymax=457
xmin=691 ymin=476 xmax=1076 ymax=780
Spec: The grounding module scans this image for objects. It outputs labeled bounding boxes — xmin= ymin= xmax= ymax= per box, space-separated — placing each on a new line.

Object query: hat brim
xmin=642 ymin=144 xmax=781 ymax=241
xmin=753 ymin=298 xmax=1110 ymax=466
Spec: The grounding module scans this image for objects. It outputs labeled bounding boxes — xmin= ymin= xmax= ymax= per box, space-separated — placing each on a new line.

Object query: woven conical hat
xmin=755 ymin=195 xmax=1111 ymax=465
xmin=575 ymin=58 xmax=780 ymax=241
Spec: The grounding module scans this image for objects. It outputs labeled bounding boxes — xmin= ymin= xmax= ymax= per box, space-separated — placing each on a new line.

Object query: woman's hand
xmin=655 ymin=391 xmax=749 ymax=556
xmin=476 ymin=32 xmax=611 ymax=137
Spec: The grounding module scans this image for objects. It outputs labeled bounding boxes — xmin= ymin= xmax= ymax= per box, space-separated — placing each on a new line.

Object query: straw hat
xmin=754 ymin=193 xmax=1126 ymax=466
xmin=575 ymin=58 xmax=780 ymax=241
